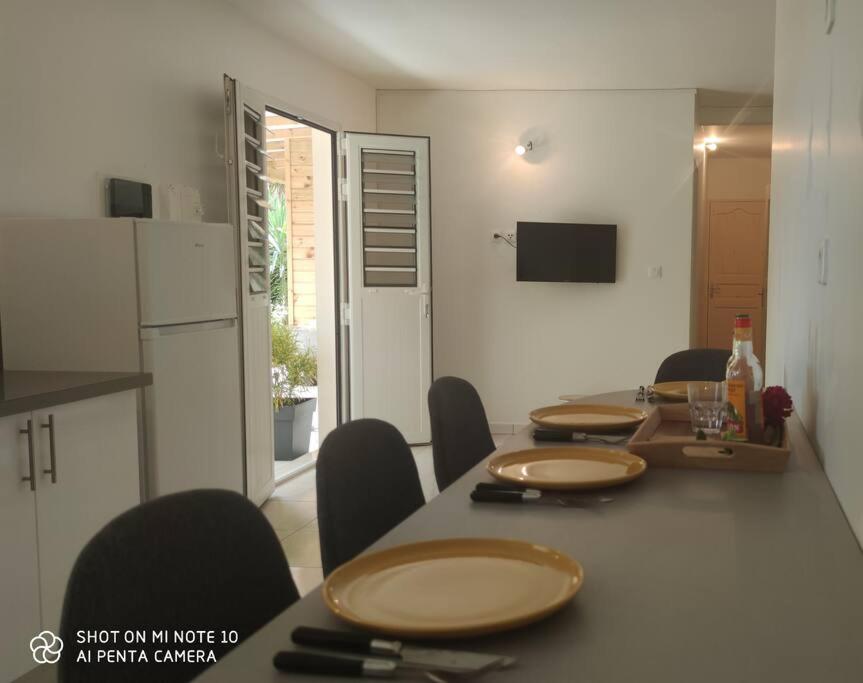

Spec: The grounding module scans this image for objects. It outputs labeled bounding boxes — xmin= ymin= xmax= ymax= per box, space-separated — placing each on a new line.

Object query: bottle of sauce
xmin=723 ymin=314 xmax=764 ymax=441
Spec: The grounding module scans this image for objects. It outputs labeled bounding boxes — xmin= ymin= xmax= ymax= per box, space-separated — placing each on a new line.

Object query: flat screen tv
xmin=516 ymin=222 xmax=617 ymax=283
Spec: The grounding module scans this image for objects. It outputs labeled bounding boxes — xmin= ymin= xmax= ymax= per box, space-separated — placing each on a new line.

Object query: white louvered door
xmin=342 ymin=134 xmax=432 ymax=444
xmin=224 ymin=76 xmax=274 ymax=505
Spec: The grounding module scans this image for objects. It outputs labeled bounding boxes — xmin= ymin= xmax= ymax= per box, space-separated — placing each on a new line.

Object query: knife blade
xmin=291 ymin=627 xmax=515 ymax=674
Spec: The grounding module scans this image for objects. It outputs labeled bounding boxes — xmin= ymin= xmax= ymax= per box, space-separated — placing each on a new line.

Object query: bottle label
xmin=724 ymin=380 xmax=748 ymax=440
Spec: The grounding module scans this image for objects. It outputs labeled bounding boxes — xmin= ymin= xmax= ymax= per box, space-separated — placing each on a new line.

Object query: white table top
xmin=196 ymin=391 xmax=863 ymax=682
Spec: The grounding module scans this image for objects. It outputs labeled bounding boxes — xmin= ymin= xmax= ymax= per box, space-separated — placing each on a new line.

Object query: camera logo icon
xmin=30 ymin=630 xmax=64 ymax=664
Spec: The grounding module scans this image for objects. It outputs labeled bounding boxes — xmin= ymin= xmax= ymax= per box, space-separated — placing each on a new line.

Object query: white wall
xmin=767 ymin=1 xmax=863 ymax=542
xmin=707 ymin=158 xmax=771 ymax=200
xmin=378 ymin=90 xmax=696 ymax=428
xmin=0 ymin=0 xmax=375 ymax=221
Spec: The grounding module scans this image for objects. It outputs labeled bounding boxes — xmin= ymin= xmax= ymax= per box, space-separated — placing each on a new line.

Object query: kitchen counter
xmin=197 ymin=390 xmax=863 ymax=683
xmin=0 ymin=370 xmax=152 ymax=418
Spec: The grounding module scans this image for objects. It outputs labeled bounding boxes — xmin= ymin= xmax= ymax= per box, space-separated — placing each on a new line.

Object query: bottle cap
xmin=734 ymin=314 xmax=752 ymax=328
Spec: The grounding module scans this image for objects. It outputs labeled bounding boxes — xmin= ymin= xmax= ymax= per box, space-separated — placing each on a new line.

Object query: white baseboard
xmin=489 ymin=422 xmax=532 ymax=435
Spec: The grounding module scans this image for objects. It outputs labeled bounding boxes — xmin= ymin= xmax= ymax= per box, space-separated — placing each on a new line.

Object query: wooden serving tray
xmin=627 ymin=403 xmax=790 ymax=473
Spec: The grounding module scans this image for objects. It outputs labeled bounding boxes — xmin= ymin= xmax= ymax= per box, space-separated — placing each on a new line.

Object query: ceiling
xmin=228 ymin=0 xmax=775 ymax=105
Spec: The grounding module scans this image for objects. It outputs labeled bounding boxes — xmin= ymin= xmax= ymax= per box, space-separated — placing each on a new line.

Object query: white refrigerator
xmin=0 ymin=218 xmax=244 ymax=498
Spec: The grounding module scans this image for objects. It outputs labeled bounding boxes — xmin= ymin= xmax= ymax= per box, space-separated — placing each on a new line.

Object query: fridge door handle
xmin=140 ymin=318 xmax=237 ymax=339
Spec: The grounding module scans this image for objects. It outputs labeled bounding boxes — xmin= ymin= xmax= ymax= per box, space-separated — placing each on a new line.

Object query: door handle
xmin=19 ymin=419 xmax=36 ymax=491
xmin=41 ymin=414 xmax=57 ymax=483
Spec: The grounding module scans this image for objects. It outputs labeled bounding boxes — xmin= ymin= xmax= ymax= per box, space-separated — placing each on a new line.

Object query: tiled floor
xmin=263 ymin=444 xmax=440 ymax=596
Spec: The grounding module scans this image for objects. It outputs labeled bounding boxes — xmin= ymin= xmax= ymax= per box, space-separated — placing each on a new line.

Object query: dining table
xmin=195 ymin=390 xmax=863 ymax=683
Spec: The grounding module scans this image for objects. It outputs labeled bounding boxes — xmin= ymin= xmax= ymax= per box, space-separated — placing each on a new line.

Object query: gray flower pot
xmin=274 ymin=397 xmax=317 ymax=461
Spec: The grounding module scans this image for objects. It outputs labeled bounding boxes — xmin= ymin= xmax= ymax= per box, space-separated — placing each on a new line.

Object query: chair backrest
xmin=59 ymin=489 xmax=298 ymax=683
xmin=655 ymin=348 xmax=732 ymax=383
xmin=428 ymin=376 xmax=496 ymax=492
xmin=316 ymin=419 xmax=425 ymax=576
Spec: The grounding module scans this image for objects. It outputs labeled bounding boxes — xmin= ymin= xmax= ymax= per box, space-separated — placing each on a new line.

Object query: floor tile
xmin=266 ymin=440 xmax=505 ymax=566
xmin=280 ymin=526 xmax=323 ymax=568
xmin=290 ymin=566 xmax=324 ymax=597
xmin=270 ymin=486 xmax=315 ymax=503
xmin=261 ymin=500 xmax=317 ymax=535
xmin=272 ymin=470 xmax=316 ymax=499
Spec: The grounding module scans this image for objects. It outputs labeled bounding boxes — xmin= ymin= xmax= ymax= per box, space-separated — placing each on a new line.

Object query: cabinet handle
xmin=41 ymin=414 xmax=57 ymax=483
xmin=19 ymin=419 xmax=36 ymax=491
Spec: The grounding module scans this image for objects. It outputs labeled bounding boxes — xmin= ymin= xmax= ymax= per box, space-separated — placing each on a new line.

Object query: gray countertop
xmin=197 ymin=390 xmax=863 ymax=682
xmin=0 ymin=370 xmax=152 ymax=417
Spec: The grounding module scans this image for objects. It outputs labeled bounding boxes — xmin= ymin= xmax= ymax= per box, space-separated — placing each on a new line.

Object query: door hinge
xmin=338 ymin=179 xmax=349 ymax=202
xmin=340 ymin=302 xmax=351 ymax=326
xmin=338 ymin=135 xmax=348 ymax=156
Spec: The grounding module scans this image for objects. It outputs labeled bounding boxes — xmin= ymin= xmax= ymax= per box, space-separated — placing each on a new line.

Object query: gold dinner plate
xmin=652 ymin=381 xmax=690 ymax=401
xmin=529 ymin=403 xmax=648 ymax=432
xmin=323 ymin=538 xmax=584 ymax=638
xmin=488 ymin=446 xmax=647 ymax=490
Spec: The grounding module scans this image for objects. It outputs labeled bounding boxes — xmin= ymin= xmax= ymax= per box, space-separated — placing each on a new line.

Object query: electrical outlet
xmin=503 ymin=231 xmax=515 ymax=242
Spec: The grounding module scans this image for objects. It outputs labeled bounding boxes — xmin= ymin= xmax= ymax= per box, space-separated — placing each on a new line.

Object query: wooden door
xmin=706 ymin=201 xmax=769 ymax=360
xmin=0 ymin=414 xmax=41 ymax=681
xmin=33 ymin=392 xmax=140 ymax=632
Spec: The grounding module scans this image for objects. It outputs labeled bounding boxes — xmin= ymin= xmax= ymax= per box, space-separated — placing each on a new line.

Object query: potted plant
xmin=272 ymin=317 xmax=318 ymax=460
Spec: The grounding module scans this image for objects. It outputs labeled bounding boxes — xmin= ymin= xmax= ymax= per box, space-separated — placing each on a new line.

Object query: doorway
xmin=693 ymin=124 xmax=772 ymax=362
xmin=225 ymin=76 xmax=434 ymax=505
xmin=705 ymin=201 xmax=769 ymax=360
xmin=263 ymin=109 xmax=339 ymax=484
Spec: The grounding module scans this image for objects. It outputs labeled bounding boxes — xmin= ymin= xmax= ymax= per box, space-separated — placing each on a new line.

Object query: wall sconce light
xmin=514 ymin=141 xmax=533 ymax=156
xmin=704 ymin=137 xmax=719 ymax=152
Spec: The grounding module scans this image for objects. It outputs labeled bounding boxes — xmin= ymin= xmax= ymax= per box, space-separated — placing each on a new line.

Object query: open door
xmin=340 ymin=134 xmax=432 ymax=444
xmin=225 ymin=76 xmax=344 ymax=502
xmin=224 ymin=76 xmax=274 ymax=505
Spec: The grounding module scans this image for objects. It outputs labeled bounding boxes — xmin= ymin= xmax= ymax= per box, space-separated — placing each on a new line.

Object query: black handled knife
xmin=289 ymin=627 xmax=514 ymax=674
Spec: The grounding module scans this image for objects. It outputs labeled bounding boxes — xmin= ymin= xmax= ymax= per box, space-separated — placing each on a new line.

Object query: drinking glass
xmin=687 ymin=381 xmax=727 ymax=435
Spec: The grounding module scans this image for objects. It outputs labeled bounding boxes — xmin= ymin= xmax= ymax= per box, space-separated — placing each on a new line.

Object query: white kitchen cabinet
xmin=0 ymin=390 xmax=140 ymax=682
xmin=34 ymin=391 xmax=140 ymax=632
xmin=0 ymin=414 xmax=42 ymax=682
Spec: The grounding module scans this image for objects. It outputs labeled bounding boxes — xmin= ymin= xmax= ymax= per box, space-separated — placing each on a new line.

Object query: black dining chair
xmin=655 ymin=348 xmax=731 ymax=383
xmin=316 ymin=419 xmax=425 ymax=576
xmin=59 ymin=489 xmax=299 ymax=683
xmin=428 ymin=376 xmax=496 ymax=492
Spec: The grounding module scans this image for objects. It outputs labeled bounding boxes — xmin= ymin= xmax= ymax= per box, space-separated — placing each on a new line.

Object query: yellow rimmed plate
xmin=529 ymin=403 xmax=648 ymax=432
xmin=323 ymin=538 xmax=584 ymax=638
xmin=488 ymin=446 xmax=647 ymax=490
xmin=652 ymin=381 xmax=690 ymax=401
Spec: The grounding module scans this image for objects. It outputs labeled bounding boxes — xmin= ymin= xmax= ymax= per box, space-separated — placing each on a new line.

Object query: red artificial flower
xmin=762 ymin=386 xmax=794 ymax=426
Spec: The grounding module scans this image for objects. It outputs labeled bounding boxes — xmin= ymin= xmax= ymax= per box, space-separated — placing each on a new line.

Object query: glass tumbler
xmin=687 ymin=381 xmax=727 ymax=435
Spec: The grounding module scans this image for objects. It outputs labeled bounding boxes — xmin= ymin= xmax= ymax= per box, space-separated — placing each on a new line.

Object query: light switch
xmin=647 ymin=265 xmax=663 ymax=279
